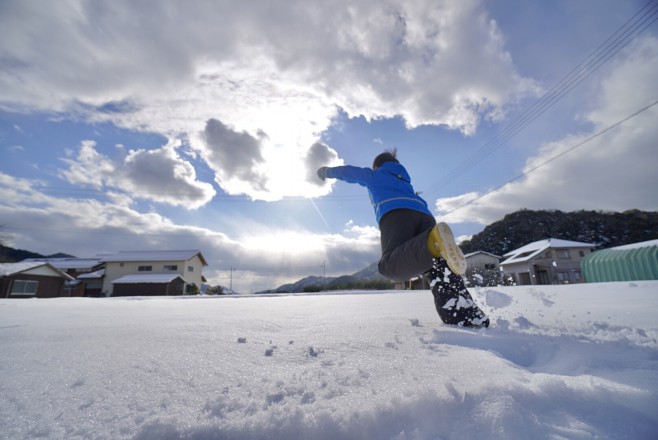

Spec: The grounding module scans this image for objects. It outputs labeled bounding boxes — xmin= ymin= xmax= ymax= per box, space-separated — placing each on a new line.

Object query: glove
xmin=317 ymin=166 xmax=328 ymax=181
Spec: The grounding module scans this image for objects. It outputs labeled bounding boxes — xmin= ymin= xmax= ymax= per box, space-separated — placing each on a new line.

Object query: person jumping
xmin=317 ymin=149 xmax=489 ymax=328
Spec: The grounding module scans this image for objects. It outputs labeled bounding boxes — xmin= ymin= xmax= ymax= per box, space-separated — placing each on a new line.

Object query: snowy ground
xmin=1 ymin=282 xmax=657 ymax=440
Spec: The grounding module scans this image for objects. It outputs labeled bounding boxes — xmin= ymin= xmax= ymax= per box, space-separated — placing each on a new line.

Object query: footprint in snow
xmin=485 ymin=290 xmax=513 ymax=309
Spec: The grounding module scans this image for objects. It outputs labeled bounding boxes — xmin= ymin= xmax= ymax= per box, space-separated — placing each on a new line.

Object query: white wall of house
xmin=502 ymin=247 xmax=592 ymax=285
xmin=101 ymin=254 xmax=206 ymax=296
xmin=466 ymin=252 xmax=500 ymax=270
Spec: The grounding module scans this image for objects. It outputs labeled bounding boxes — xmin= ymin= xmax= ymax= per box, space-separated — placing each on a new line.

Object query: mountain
xmin=459 ymin=209 xmax=658 ymax=256
xmin=0 ymin=244 xmax=76 ymax=263
xmin=320 ymin=262 xmax=391 ymax=291
xmin=269 ymin=275 xmax=333 ymax=294
xmin=264 ymin=262 xmax=390 ymax=294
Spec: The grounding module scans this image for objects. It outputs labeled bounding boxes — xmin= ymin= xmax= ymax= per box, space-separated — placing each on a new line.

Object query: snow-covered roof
xmin=77 ymin=268 xmax=106 ymax=279
xmin=112 ymin=274 xmax=184 ymax=284
xmin=609 ymin=239 xmax=658 ymax=251
xmin=501 ymin=238 xmax=595 ymax=265
xmin=23 ymin=258 xmax=102 ymax=270
xmin=503 ymin=238 xmax=595 ymax=257
xmin=0 ymin=262 xmax=73 ymax=279
xmin=464 ymin=251 xmax=501 ymax=259
xmin=0 ymin=261 xmax=45 ymax=277
xmin=100 ymin=250 xmax=207 ymax=265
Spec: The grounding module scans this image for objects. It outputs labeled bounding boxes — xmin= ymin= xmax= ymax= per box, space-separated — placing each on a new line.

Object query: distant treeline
xmin=300 ymin=279 xmax=395 ymax=293
xmin=460 ymin=209 xmax=658 ymax=256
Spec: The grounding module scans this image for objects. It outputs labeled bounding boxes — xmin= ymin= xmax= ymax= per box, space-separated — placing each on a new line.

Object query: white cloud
xmin=196 ymin=119 xmax=345 ymax=201
xmin=60 ymin=140 xmax=216 ymax=209
xmin=303 ymin=142 xmax=342 ymax=187
xmin=434 ymin=37 xmax=658 ymax=226
xmin=0 ymin=0 xmax=536 ymax=201
xmin=60 ymin=140 xmax=116 ymax=188
xmin=200 ymin=118 xmax=268 ymax=193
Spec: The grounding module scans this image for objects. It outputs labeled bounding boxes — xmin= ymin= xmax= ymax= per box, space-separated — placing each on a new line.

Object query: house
xmin=582 ymin=239 xmax=658 ymax=282
xmin=19 ymin=250 xmax=208 ymax=297
xmin=500 ymin=238 xmax=595 ymax=285
xmin=394 ymin=275 xmax=428 ymax=290
xmin=99 ymin=250 xmax=208 ymax=296
xmin=22 ymin=257 xmax=104 ymax=296
xmin=76 ymin=268 xmax=106 ymax=297
xmin=464 ymin=251 xmax=501 ymax=287
xmin=0 ymin=262 xmax=74 ymax=298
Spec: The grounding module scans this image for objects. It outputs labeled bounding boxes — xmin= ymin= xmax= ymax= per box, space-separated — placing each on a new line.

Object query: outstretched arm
xmin=318 ymin=165 xmax=373 ymax=187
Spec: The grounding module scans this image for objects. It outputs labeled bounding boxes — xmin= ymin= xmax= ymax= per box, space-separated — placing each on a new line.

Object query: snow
xmin=23 ymin=258 xmax=103 ymax=271
xmin=77 ymin=268 xmax=105 ymax=279
xmin=502 ymin=239 xmax=596 ymax=264
xmin=0 ymin=262 xmax=72 ymax=279
xmin=611 ymin=239 xmax=658 ymax=250
xmin=1 ymin=282 xmax=658 ymax=440
xmin=112 ymin=273 xmax=184 ymax=284
xmin=99 ymin=250 xmax=206 ymax=264
xmin=0 ymin=261 xmax=49 ymax=276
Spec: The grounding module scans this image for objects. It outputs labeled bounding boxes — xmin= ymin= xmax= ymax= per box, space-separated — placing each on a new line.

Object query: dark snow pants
xmin=377 ymin=209 xmax=436 ymax=281
xmin=378 ymin=209 xmax=489 ymax=326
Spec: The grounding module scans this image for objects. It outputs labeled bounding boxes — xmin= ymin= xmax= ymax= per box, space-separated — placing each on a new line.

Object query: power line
xmin=428 ymin=1 xmax=658 ymax=193
xmin=425 ymin=0 xmax=658 ymax=196
xmin=437 ymin=97 xmax=658 ymax=218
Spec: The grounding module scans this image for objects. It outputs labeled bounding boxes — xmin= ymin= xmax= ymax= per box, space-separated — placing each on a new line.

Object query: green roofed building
xmin=582 ymin=239 xmax=658 ymax=283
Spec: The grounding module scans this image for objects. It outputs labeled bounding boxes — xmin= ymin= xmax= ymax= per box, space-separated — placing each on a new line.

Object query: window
xmin=579 ymin=251 xmax=585 ymax=257
xmin=163 ymin=265 xmax=178 ymax=271
xmin=557 ymin=272 xmax=568 ymax=283
xmin=11 ymin=280 xmax=38 ymax=295
xmin=557 ymin=250 xmax=571 ymax=260
xmin=138 ymin=265 xmax=152 ymax=272
xmin=484 ymin=264 xmax=496 ymax=270
xmin=187 ymin=266 xmax=194 ymax=272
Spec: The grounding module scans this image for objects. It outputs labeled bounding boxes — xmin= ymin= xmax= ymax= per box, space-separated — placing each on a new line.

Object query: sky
xmin=2 ymin=282 xmax=658 ymax=438
xmin=1 ymin=0 xmax=657 ymax=292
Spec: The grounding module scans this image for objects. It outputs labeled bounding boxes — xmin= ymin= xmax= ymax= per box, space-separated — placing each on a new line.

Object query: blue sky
xmin=1 ymin=0 xmax=657 ymax=292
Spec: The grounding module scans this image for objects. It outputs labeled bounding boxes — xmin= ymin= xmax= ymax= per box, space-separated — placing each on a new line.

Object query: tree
xmin=205 ymin=285 xmax=226 ymax=295
xmin=185 ymin=284 xmax=200 ymax=295
xmin=0 ymin=224 xmax=7 ymax=246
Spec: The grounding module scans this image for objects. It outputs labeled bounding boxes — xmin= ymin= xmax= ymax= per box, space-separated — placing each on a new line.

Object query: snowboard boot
xmin=427 ymin=222 xmax=467 ymax=275
xmin=426 ymin=258 xmax=489 ymax=328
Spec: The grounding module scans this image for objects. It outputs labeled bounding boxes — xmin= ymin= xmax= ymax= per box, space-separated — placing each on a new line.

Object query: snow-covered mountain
xmin=266 ymin=261 xmax=387 ymax=293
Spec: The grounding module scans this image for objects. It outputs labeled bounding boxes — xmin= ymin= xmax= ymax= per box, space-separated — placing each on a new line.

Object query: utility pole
xmin=229 ymin=266 xmax=236 ymax=291
xmin=321 ymin=260 xmax=326 ymax=290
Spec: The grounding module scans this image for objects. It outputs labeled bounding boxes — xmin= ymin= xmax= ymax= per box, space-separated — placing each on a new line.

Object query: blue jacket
xmin=326 ymin=162 xmax=433 ymax=223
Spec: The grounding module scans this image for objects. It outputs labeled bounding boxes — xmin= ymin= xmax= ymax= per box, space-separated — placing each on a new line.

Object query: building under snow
xmin=500 ymin=238 xmax=595 ymax=286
